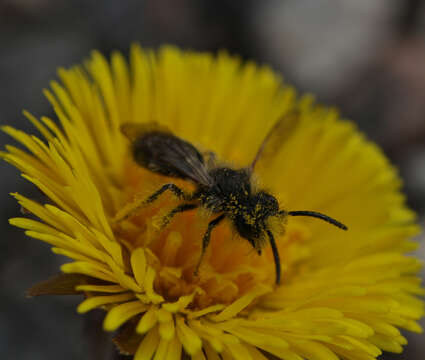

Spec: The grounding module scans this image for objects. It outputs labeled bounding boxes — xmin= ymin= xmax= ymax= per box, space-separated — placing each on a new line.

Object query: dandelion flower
xmin=2 ymin=45 xmax=424 ymax=360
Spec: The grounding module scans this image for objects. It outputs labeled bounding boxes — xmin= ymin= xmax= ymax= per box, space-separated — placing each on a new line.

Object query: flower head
xmin=2 ymin=45 xmax=424 ymax=359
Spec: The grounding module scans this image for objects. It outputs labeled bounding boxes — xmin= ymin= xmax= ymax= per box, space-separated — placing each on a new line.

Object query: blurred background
xmin=0 ymin=0 xmax=424 ymax=359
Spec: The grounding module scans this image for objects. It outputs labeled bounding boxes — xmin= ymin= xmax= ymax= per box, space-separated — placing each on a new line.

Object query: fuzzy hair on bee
xmin=117 ymin=114 xmax=348 ymax=285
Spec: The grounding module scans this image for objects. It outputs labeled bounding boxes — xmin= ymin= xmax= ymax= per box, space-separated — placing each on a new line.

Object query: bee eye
xmin=256 ymin=191 xmax=279 ymax=213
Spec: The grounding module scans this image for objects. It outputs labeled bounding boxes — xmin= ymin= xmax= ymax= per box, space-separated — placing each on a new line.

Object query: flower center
xmin=115 ymin=163 xmax=311 ymax=309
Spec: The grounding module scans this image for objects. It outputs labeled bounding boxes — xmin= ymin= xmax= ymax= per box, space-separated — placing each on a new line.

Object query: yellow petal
xmin=175 ymin=316 xmax=202 ymax=355
xmin=157 ymin=308 xmax=175 ymax=341
xmin=134 ymin=326 xmax=160 ymax=360
xmin=77 ymin=292 xmax=135 ymax=313
xmin=131 ymin=247 xmax=147 ymax=286
xmin=165 ymin=334 xmax=182 ymax=360
xmin=211 ymin=285 xmax=271 ymax=322
xmin=103 ymin=300 xmax=148 ymax=331
xmin=137 ymin=306 xmax=158 ymax=334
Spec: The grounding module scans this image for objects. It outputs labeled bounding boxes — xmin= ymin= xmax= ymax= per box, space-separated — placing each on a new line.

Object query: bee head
xmin=233 ymin=191 xmax=280 ymax=245
xmin=253 ymin=191 xmax=280 ymax=220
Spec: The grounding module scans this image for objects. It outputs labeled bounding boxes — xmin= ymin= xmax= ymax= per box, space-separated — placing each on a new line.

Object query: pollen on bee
xmin=267 ymin=214 xmax=286 ymax=236
xmin=243 ymin=213 xmax=256 ymax=226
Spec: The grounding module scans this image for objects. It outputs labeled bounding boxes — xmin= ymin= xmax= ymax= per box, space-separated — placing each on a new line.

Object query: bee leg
xmin=145 ymin=183 xmax=192 ymax=203
xmin=160 ymin=203 xmax=198 ymax=229
xmin=194 ymin=214 xmax=226 ymax=276
xmin=114 ymin=183 xmax=192 ymax=223
xmin=265 ymin=229 xmax=281 ymax=285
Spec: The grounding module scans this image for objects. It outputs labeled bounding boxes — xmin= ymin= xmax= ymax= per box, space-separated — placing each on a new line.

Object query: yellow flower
xmin=2 ymin=45 xmax=424 ymax=360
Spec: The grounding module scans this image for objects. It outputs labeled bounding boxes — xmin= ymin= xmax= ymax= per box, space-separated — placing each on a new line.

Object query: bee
xmin=116 ymin=113 xmax=347 ymax=284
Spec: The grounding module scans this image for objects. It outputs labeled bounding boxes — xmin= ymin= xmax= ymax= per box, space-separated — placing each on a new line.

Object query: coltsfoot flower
xmin=2 ymin=45 xmax=424 ymax=360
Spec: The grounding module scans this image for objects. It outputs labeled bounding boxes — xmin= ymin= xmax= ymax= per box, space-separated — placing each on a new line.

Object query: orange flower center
xmin=114 ymin=160 xmax=311 ymax=309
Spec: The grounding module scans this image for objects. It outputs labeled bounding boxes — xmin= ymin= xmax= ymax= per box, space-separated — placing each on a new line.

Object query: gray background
xmin=0 ymin=1 xmax=424 ymax=359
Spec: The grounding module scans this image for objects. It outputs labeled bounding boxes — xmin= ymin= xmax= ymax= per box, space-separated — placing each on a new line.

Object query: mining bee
xmin=116 ymin=113 xmax=347 ymax=284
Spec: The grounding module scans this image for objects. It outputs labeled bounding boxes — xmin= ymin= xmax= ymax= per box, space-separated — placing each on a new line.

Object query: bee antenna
xmin=266 ymin=229 xmax=281 ymax=285
xmin=282 ymin=210 xmax=348 ymax=230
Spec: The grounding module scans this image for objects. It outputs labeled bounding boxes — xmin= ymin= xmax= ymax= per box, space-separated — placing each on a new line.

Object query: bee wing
xmin=121 ymin=122 xmax=171 ymax=141
xmin=122 ymin=122 xmax=214 ymax=186
xmin=250 ymin=111 xmax=300 ymax=172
